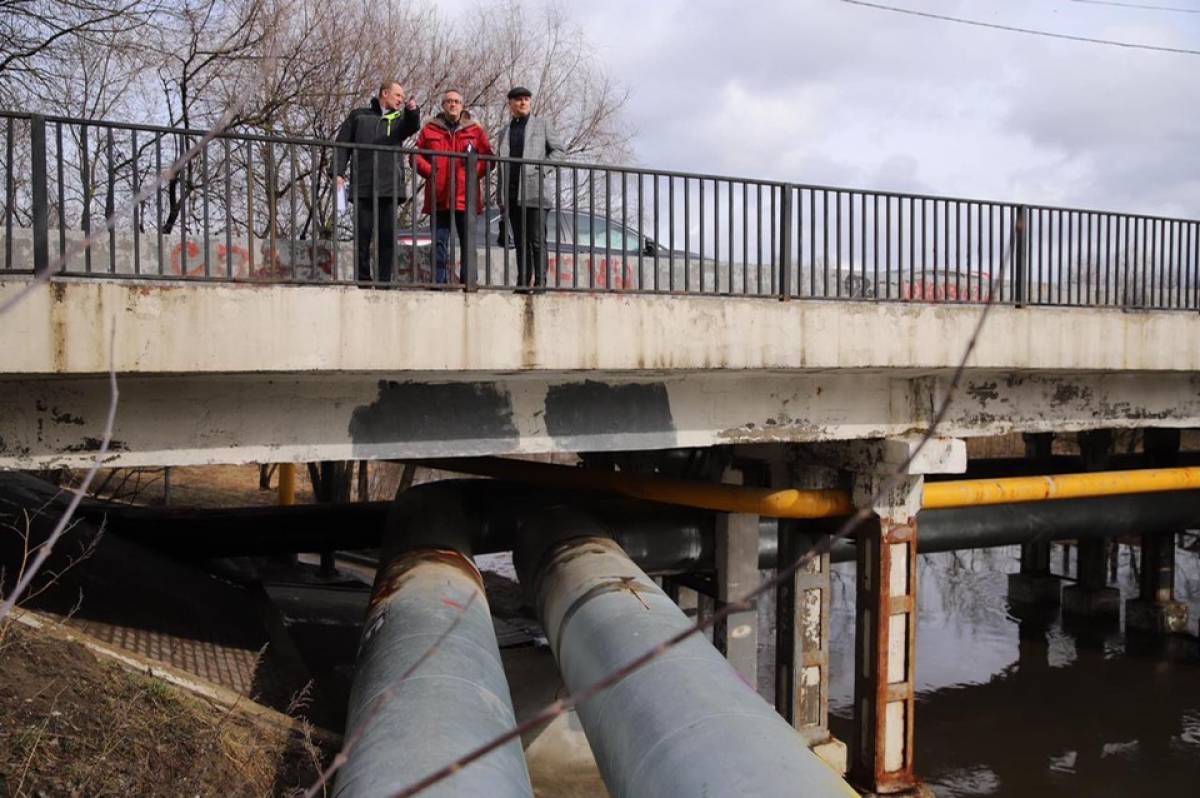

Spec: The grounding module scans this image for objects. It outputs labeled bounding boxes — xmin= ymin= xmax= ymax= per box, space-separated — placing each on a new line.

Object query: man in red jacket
xmin=414 ymin=89 xmax=494 ymax=284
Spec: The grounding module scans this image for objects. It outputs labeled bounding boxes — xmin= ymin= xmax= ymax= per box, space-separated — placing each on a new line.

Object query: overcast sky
xmin=488 ymin=0 xmax=1200 ymax=219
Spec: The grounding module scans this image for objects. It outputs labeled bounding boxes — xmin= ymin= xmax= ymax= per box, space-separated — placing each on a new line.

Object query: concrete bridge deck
xmin=2 ymin=277 xmax=1198 ymax=469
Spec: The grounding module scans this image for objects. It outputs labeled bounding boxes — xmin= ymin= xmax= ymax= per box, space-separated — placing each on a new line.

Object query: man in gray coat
xmin=495 ymin=86 xmax=563 ymax=290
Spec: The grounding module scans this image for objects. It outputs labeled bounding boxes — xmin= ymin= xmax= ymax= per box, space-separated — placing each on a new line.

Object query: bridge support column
xmin=852 ymin=474 xmax=923 ymax=795
xmin=775 ymin=463 xmax=844 ymax=775
xmin=713 ymin=509 xmax=760 ymax=685
xmin=1007 ymin=433 xmax=1061 ymax=605
xmin=1063 ymin=431 xmax=1120 ymax=618
xmin=844 ymin=436 xmax=961 ymax=796
xmin=1127 ymin=429 xmax=1189 ymax=634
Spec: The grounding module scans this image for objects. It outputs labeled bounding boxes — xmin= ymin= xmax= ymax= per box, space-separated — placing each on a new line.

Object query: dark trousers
xmin=354 ymin=196 xmax=395 ymax=283
xmin=508 ymin=203 xmax=546 ymax=287
xmin=434 ymin=209 xmax=468 ymax=284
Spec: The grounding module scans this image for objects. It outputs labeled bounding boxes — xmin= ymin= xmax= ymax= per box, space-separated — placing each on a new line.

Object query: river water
xmin=822 ymin=540 xmax=1200 ymax=796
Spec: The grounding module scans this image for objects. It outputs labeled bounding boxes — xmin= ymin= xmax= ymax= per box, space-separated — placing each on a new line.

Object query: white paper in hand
xmin=336 ymin=185 xmax=348 ymax=215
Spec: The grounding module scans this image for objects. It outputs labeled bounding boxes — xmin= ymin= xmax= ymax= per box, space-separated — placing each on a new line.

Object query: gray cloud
xmin=453 ymin=0 xmax=1199 ymax=218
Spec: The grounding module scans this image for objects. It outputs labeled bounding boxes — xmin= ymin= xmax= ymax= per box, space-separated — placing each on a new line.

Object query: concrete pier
xmin=1007 ymin=433 xmax=1063 ymax=605
xmin=1126 ymin=429 xmax=1190 ymax=634
xmin=1062 ymin=431 xmax=1121 ymax=618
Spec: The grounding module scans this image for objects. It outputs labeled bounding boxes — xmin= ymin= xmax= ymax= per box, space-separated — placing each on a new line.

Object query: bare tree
xmin=0 ymin=0 xmax=155 ymax=108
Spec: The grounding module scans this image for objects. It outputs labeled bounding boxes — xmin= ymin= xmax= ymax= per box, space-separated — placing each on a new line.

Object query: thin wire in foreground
xmin=839 ymin=0 xmax=1200 ymax=55
xmin=1069 ymin=0 xmax=1200 ymax=14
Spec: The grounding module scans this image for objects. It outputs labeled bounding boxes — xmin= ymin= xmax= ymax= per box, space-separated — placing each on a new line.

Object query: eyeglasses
xmin=444 ymin=98 xmax=463 ymax=105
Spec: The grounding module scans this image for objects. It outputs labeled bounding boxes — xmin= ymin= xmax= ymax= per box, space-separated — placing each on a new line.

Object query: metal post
xmin=779 ymin=184 xmax=793 ymax=300
xmin=463 ymin=149 xmax=478 ymax=291
xmin=1014 ymin=204 xmax=1028 ymax=306
xmin=30 ymin=114 xmax=49 ymax=274
xmin=712 ymin=511 xmax=758 ymax=685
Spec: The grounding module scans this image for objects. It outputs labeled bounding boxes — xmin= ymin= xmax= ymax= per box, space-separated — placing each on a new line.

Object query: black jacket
xmin=334 ymin=98 xmax=420 ymax=199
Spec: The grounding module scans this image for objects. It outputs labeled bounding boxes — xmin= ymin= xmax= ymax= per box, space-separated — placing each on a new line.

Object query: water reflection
xmin=827 ymin=542 xmax=1200 ymax=797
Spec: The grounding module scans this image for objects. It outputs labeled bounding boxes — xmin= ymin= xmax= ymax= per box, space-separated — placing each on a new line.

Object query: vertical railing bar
xmin=683 ymin=176 xmax=690 ymax=292
xmin=734 ymin=178 xmax=744 ymax=294
xmin=464 ymin=148 xmax=478 ymax=293
xmin=808 ymin=188 xmax=816 ymax=297
xmin=604 ymin=168 xmax=612 ymax=291
xmin=756 ymin=183 xmax=765 ymax=294
xmin=844 ymin=189 xmax=854 ymax=295
xmin=954 ymin=199 xmax=962 ymax=301
xmin=30 ymin=115 xmax=49 ymax=274
xmin=634 ymin=170 xmax=642 ymax=291
xmin=155 ymin=136 xmax=164 ymax=275
xmin=305 ymin=142 xmax=317 ymax=282
xmin=179 ymin=135 xmax=189 ymax=281
xmin=1119 ymin=213 xmax=1127 ymax=307
xmin=501 ymin=157 xmax=510 ymax=286
xmin=330 ymin=145 xmax=340 ymax=283
xmin=201 ymin=137 xmax=211 ymax=278
xmin=1172 ymin=219 xmax=1181 ymax=309
xmin=966 ymin=201 xmax=973 ymax=303
xmin=266 ymin=140 xmax=279 ymax=281
xmin=778 ymin=184 xmax=792 ymax=301
xmin=835 ymin=190 xmax=843 ymax=297
xmin=246 ymin=140 xmax=255 ymax=276
xmin=908 ymin=197 xmax=915 ymax=298
xmin=651 ymin=172 xmax=660 ymax=292
xmin=884 ymin=195 xmax=891 ymax=299
xmin=727 ymin=179 xmax=734 ymax=294
xmin=668 ymin=175 xmax=675 ymax=291
xmin=1052 ymin=209 xmax=1060 ymax=305
xmin=55 ymin=122 xmax=65 ymax=266
xmin=873 ymin=194 xmax=880 ymax=299
xmin=926 ymin=198 xmax=936 ymax=300
xmin=481 ymin=156 xmax=491 ymax=287
xmin=3 ymin=118 xmax=12 ymax=271
xmin=699 ymin=177 xmax=706 ymax=292
xmin=1103 ymin=213 xmax=1111 ymax=307
xmin=81 ymin=123 xmax=92 ymax=273
xmin=943 ymin=200 xmax=950 ymax=301
xmin=822 ymin=190 xmax=829 ymax=298
xmin=132 ymin=130 xmax=141 ymax=275
xmin=1139 ymin=215 xmax=1146 ymax=308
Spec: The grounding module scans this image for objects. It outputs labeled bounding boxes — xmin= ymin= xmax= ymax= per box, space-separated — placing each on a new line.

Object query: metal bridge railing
xmin=2 ymin=110 xmax=1197 ymax=309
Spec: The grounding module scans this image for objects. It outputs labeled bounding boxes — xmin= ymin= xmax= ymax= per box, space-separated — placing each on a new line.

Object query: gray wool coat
xmin=494 ymin=115 xmax=564 ymax=208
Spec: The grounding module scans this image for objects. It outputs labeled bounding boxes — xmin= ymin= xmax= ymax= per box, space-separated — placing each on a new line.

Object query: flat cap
xmin=506 ymin=86 xmax=532 ymax=99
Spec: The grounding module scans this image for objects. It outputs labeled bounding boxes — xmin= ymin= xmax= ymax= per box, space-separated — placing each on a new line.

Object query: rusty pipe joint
xmin=335 ymin=485 xmax=533 ymax=798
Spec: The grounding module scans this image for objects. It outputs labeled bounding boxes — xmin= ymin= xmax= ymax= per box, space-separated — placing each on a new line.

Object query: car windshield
xmin=479 ymin=210 xmax=655 ymax=252
xmin=574 ymin=215 xmax=642 ymax=252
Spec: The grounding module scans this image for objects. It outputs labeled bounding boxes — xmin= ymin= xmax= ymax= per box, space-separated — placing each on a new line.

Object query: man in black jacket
xmin=334 ymin=81 xmax=420 ymax=284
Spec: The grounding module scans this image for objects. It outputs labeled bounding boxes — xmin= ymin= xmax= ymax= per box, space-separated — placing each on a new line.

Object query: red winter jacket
xmin=413 ymin=113 xmax=493 ymax=213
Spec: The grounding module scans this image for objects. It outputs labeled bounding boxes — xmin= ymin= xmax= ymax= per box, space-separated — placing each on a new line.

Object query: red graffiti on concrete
xmin=170 ymin=238 xmax=336 ymax=280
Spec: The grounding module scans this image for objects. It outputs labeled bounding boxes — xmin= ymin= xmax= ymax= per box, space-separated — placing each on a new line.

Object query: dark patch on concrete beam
xmin=62 ymin=437 xmax=128 ymax=453
xmin=349 ymin=381 xmax=518 ymax=454
xmin=544 ymin=380 xmax=677 ymax=450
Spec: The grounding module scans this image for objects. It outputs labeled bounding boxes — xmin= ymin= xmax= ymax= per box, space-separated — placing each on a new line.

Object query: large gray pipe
xmin=514 ymin=508 xmax=856 ymax=798
xmin=335 ymin=484 xmax=532 ymax=798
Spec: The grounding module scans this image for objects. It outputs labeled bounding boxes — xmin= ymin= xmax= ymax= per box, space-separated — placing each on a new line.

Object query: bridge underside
xmin=3 ymin=367 xmax=1199 ymax=469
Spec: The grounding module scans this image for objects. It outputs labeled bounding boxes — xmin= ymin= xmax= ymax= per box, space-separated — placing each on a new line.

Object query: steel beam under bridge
xmin=2 ymin=367 xmax=1200 ymax=469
